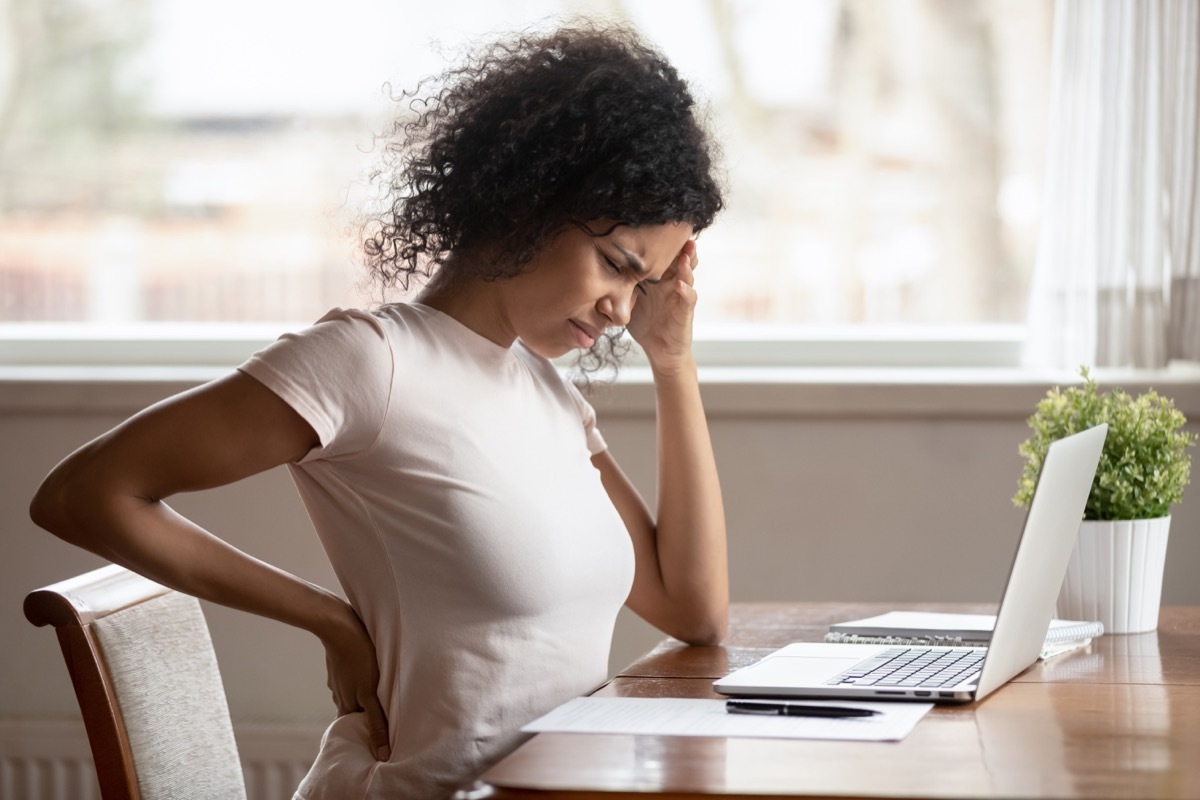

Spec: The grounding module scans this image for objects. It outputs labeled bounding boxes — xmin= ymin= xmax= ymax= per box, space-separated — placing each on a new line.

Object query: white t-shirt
xmin=239 ymin=304 xmax=635 ymax=799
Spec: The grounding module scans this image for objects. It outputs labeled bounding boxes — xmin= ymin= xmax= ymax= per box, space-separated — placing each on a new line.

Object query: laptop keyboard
xmin=827 ymin=647 xmax=985 ymax=688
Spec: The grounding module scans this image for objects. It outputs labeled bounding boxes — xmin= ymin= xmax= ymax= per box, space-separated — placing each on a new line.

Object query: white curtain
xmin=1024 ymin=0 xmax=1199 ymax=369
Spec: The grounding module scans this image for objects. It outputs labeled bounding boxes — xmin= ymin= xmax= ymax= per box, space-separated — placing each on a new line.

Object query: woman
xmin=30 ymin=22 xmax=727 ymax=799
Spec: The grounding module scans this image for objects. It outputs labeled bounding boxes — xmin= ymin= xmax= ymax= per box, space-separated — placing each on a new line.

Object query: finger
xmin=675 ymin=247 xmax=695 ymax=287
xmin=364 ymin=697 xmax=391 ymax=761
xmin=675 ymin=279 xmax=697 ymax=306
xmin=661 ymin=240 xmax=696 ymax=285
xmin=683 ymin=239 xmax=699 ymax=272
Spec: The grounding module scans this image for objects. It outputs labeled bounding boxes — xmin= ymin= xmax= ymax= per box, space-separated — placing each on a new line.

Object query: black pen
xmin=725 ymin=699 xmax=880 ymax=718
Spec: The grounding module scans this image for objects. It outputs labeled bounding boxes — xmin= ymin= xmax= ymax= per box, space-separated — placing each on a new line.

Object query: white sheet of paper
xmin=522 ymin=697 xmax=933 ymax=742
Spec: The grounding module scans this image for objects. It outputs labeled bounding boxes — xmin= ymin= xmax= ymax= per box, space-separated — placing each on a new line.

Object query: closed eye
xmin=636 ymin=278 xmax=660 ymax=296
xmin=602 ymin=253 xmax=657 ymax=296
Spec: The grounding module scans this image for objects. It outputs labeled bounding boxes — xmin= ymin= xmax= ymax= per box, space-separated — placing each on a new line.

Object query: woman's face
xmin=500 ymin=221 xmax=693 ymax=359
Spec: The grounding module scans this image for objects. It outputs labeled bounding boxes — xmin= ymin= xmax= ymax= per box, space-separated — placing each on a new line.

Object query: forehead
xmin=605 ymin=221 xmax=693 ymax=248
xmin=604 ymin=222 xmax=693 ymax=273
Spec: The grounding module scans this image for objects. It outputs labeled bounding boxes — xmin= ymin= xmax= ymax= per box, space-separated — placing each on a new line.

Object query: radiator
xmin=0 ymin=720 xmax=321 ymax=800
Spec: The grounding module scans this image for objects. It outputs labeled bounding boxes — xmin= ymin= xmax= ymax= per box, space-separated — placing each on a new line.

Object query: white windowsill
xmin=0 ymin=322 xmax=1027 ymax=369
xmin=3 ymin=322 xmax=1198 ymax=417
xmin=4 ymin=363 xmax=1199 ymax=419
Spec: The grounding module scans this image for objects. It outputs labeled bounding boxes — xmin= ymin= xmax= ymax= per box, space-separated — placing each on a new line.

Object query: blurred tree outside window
xmin=0 ymin=0 xmax=1052 ymax=334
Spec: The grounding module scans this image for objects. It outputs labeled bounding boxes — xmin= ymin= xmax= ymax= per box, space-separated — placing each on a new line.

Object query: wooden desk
xmin=479 ymin=603 xmax=1200 ymax=799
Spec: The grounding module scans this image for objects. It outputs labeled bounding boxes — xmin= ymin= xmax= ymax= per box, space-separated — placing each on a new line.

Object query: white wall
xmin=4 ymin=372 xmax=1198 ymax=728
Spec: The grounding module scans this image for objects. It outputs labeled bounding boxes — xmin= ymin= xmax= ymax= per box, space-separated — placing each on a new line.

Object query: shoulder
xmin=275 ymin=304 xmax=445 ymax=356
xmin=239 ymin=304 xmax=467 ymax=456
xmin=237 ymin=306 xmax=441 ymax=413
xmin=310 ymin=304 xmax=419 ymax=340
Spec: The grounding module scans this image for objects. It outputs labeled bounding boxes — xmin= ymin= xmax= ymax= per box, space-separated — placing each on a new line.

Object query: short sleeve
xmin=238 ymin=308 xmax=394 ymax=461
xmin=563 ymin=380 xmax=608 ymax=456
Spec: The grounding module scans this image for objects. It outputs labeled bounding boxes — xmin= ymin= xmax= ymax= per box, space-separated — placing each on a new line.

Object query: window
xmin=0 ymin=0 xmax=1052 ymax=365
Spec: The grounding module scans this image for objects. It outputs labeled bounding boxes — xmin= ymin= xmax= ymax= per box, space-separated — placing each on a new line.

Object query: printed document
xmin=522 ymin=697 xmax=932 ymax=742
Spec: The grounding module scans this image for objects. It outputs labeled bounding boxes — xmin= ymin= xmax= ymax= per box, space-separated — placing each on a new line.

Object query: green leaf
xmin=1013 ymin=366 xmax=1197 ymax=520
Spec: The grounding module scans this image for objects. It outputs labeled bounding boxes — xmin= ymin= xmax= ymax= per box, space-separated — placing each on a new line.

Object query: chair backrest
xmin=24 ymin=564 xmax=247 ymax=800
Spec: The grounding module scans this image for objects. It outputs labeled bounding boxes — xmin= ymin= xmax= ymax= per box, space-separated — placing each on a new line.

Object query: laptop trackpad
xmin=740 ymin=654 xmax=863 ymax=686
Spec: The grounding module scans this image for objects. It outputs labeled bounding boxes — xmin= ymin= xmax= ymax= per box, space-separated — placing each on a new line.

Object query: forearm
xmin=652 ymin=356 xmax=729 ymax=643
xmin=31 ymin=460 xmax=356 ymax=649
xmin=113 ymin=501 xmax=352 ymax=643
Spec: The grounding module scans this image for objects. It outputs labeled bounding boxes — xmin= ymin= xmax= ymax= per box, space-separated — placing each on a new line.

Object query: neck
xmin=417 ymin=270 xmax=516 ymax=348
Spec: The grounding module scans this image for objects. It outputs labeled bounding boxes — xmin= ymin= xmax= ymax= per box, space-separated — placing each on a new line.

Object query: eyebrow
xmin=613 ymin=244 xmax=652 ymax=278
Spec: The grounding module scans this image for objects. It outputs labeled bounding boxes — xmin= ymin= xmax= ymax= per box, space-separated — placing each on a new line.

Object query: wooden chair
xmin=24 ymin=564 xmax=247 ymax=800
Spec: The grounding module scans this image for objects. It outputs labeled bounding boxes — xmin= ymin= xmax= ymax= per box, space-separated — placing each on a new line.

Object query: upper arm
xmin=31 ymin=372 xmax=318 ymax=532
xmin=591 ymin=450 xmax=663 ymax=616
xmin=592 ymin=446 xmax=728 ymax=646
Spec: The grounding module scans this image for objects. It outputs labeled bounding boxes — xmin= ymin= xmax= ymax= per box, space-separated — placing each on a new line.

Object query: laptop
xmin=714 ymin=424 xmax=1107 ymax=704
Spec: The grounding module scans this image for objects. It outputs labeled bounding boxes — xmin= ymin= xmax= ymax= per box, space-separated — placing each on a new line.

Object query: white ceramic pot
xmin=1056 ymin=516 xmax=1171 ymax=634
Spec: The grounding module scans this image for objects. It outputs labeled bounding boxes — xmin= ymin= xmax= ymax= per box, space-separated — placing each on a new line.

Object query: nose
xmin=599 ymin=287 xmax=635 ymax=327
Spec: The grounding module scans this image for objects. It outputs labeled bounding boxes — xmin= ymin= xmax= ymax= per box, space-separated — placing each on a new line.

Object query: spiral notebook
xmin=825 ymin=611 xmax=1103 ymax=659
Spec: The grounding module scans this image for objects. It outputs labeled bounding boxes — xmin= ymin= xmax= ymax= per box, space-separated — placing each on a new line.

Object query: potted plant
xmin=1014 ymin=368 xmax=1196 ymax=633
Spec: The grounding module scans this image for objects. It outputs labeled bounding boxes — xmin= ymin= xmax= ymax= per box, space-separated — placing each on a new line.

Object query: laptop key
xmin=828 ymin=647 xmax=989 ymax=688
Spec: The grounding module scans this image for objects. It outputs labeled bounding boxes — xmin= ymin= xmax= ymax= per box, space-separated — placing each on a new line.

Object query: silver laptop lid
xmin=974 ymin=424 xmax=1107 ymax=700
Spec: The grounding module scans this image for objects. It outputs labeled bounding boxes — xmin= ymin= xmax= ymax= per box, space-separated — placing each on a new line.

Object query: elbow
xmin=29 ymin=469 xmax=69 ymax=537
xmin=675 ymin=607 xmax=729 ymax=647
xmin=29 ymin=454 xmax=109 ymax=551
xmin=680 ymin=628 xmax=726 ymax=648
xmin=650 ymin=583 xmax=730 ymax=646
xmin=686 ymin=621 xmax=728 ymax=648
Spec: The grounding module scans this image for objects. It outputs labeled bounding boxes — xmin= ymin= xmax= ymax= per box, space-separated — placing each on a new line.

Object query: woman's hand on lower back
xmin=322 ymin=602 xmax=391 ymax=762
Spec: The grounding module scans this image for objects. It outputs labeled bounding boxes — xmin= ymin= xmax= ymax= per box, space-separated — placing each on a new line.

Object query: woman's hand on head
xmin=626 ymin=240 xmax=699 ymax=376
xmin=321 ymin=604 xmax=391 ymax=762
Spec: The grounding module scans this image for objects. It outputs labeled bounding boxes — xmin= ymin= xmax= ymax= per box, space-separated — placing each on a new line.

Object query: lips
xmin=569 ymin=320 xmax=599 ymax=349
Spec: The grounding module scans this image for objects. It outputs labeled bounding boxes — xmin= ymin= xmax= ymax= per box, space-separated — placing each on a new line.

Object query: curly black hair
xmin=361 ymin=20 xmax=725 ymax=293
